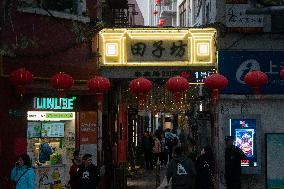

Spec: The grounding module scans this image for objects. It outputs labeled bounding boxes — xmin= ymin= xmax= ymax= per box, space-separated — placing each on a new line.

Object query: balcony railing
xmin=18 ymin=0 xmax=89 ymax=22
xmin=160 ymin=1 xmax=177 ymax=15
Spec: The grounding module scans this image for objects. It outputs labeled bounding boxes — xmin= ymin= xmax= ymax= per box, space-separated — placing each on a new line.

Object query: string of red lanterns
xmin=7 ymin=67 xmax=279 ymax=106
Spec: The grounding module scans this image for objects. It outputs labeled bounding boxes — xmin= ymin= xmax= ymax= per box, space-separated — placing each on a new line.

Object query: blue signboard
xmin=218 ymin=51 xmax=284 ymax=94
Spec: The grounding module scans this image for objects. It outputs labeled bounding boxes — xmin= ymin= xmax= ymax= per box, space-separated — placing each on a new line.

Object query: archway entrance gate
xmin=97 ymin=28 xmax=218 ymax=166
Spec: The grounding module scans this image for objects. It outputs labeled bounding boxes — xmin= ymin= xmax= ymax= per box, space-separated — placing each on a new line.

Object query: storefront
xmin=26 ymin=97 xmax=76 ymax=188
xmin=25 ymin=96 xmax=98 ymax=188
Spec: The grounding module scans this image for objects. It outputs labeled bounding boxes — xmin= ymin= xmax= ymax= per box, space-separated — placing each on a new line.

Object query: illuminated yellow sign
xmin=99 ymin=28 xmax=217 ymax=67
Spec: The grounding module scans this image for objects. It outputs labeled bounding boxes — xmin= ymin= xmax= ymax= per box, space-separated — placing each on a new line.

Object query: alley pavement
xmin=127 ymin=167 xmax=167 ymax=189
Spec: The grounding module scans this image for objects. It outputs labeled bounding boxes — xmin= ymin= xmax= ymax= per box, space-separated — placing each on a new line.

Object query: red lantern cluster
xmin=50 ymin=72 xmax=74 ymax=97
xmin=204 ymin=73 xmax=228 ymax=105
xmin=156 ymin=0 xmax=161 ymax=5
xmin=88 ymin=76 xmax=111 ymax=102
xmin=166 ymin=76 xmax=189 ymax=102
xmin=129 ymin=77 xmax=153 ymax=105
xmin=9 ymin=68 xmax=33 ymax=96
xmin=244 ymin=71 xmax=268 ymax=94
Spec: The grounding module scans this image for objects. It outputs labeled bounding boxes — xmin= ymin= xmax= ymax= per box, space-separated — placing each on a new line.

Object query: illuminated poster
xmin=235 ymin=129 xmax=254 ymax=157
xmin=230 ymin=119 xmax=257 ymax=167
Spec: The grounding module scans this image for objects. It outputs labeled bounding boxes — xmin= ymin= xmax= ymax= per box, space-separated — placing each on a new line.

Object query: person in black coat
xmin=77 ymin=154 xmax=100 ymax=189
xmin=195 ymin=145 xmax=215 ymax=189
xmin=225 ymin=136 xmax=247 ymax=189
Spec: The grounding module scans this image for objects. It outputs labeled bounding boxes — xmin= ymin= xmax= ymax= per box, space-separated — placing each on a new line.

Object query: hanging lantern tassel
xmin=211 ymin=89 xmax=219 ymax=105
xmin=174 ymin=92 xmax=182 ymax=102
xmin=96 ymin=93 xmax=104 ymax=103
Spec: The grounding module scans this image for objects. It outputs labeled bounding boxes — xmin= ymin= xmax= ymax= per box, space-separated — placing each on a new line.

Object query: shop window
xmin=179 ymin=1 xmax=186 ymax=27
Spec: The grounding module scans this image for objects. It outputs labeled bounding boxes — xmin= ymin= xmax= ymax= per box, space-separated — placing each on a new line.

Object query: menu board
xmin=27 ymin=122 xmax=42 ymax=138
xmin=41 ymin=122 xmax=65 ymax=138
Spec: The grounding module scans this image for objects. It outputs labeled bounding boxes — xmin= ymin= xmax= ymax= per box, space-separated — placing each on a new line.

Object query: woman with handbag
xmin=10 ymin=154 xmax=35 ymax=189
xmin=195 ymin=145 xmax=215 ymax=189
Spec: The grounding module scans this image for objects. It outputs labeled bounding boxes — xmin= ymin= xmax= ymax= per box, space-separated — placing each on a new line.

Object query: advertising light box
xmin=41 ymin=122 xmax=65 ymax=138
xmin=229 ymin=119 xmax=257 ymax=167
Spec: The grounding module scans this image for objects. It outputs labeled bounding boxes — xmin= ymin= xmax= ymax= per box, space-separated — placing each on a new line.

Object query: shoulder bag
xmin=15 ymin=168 xmax=30 ymax=186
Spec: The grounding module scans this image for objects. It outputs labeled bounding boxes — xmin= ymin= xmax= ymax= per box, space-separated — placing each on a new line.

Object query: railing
xmin=161 ymin=1 xmax=177 ymax=13
xmin=18 ymin=0 xmax=87 ymax=15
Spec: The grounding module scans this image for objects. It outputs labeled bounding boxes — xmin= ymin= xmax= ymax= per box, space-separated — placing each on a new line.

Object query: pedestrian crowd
xmin=9 ymin=132 xmax=246 ymax=189
xmin=10 ymin=151 xmax=100 ymax=189
xmin=143 ymin=129 xmax=247 ymax=189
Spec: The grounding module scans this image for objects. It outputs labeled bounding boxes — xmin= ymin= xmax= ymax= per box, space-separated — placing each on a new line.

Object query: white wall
xmin=136 ymin=0 xmax=151 ymax=26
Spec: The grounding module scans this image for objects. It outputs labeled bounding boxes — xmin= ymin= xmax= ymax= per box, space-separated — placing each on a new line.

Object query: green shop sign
xmin=33 ymin=97 xmax=76 ymax=110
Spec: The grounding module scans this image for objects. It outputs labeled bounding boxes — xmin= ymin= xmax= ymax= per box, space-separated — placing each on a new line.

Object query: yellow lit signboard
xmin=99 ymin=28 xmax=217 ymax=67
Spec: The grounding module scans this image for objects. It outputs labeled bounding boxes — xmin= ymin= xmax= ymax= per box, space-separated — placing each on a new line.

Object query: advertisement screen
xmin=41 ymin=122 xmax=65 ymax=138
xmin=230 ymin=119 xmax=257 ymax=167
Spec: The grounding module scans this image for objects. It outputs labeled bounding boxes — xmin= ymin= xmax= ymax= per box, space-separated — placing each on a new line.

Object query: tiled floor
xmin=127 ymin=167 xmax=166 ymax=189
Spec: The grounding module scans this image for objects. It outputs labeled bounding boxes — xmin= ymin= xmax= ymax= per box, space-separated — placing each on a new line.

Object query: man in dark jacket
xmin=166 ymin=146 xmax=196 ymax=189
xmin=225 ymin=136 xmax=247 ymax=189
xmin=77 ymin=154 xmax=100 ymax=189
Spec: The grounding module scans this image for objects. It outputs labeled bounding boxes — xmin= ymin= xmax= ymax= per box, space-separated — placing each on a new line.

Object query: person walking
xmin=142 ymin=132 xmax=154 ymax=170
xmin=152 ymin=135 xmax=161 ymax=166
xmin=68 ymin=150 xmax=82 ymax=189
xmin=225 ymin=136 xmax=247 ymax=189
xmin=77 ymin=153 xmax=100 ymax=189
xmin=10 ymin=154 xmax=35 ymax=189
xmin=166 ymin=146 xmax=196 ymax=189
xmin=195 ymin=145 xmax=215 ymax=189
xmin=160 ymin=134 xmax=167 ymax=167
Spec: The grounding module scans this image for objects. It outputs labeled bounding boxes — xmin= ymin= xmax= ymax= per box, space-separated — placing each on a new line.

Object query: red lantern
xmin=88 ymin=76 xmax=111 ymax=102
xmin=157 ymin=0 xmax=161 ymax=5
xmin=9 ymin=68 xmax=33 ymax=96
xmin=129 ymin=77 xmax=153 ymax=105
xmin=204 ymin=73 xmax=228 ymax=105
xmin=280 ymin=68 xmax=284 ymax=79
xmin=244 ymin=70 xmax=268 ymax=94
xmin=166 ymin=76 xmax=189 ymax=102
xmin=180 ymin=72 xmax=190 ymax=79
xmin=51 ymin=72 xmax=74 ymax=97
xmin=153 ymin=10 xmax=158 ymax=15
xmin=159 ymin=18 xmax=166 ymax=27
